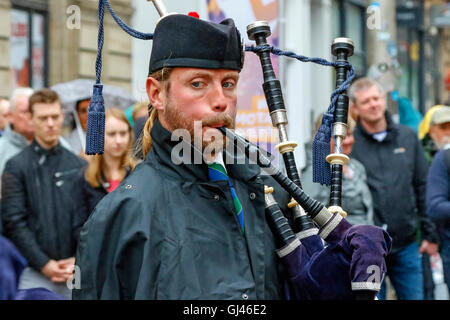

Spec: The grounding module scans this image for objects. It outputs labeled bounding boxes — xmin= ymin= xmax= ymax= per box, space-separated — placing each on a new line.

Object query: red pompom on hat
xmin=188 ymin=11 xmax=200 ymax=19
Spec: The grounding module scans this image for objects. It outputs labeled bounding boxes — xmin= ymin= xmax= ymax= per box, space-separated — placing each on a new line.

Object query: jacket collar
xmin=147 ymin=118 xmax=261 ymax=182
xmin=356 ymin=110 xmax=398 ymax=143
xmin=31 ymin=139 xmax=63 ymax=157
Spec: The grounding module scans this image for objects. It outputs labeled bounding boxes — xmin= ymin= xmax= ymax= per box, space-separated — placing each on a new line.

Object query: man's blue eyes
xmin=223 ymin=82 xmax=234 ymax=88
xmin=191 ymin=82 xmax=234 ymax=88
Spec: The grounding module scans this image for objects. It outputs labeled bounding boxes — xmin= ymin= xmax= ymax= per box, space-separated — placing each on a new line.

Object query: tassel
xmin=85 ymin=84 xmax=105 ymax=155
xmin=312 ymin=112 xmax=333 ymax=185
xmin=85 ymin=0 xmax=153 ymax=155
xmin=85 ymin=0 xmax=105 ymax=155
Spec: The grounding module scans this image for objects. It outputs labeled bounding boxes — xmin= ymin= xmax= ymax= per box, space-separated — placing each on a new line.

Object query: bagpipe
xmin=87 ymin=0 xmax=392 ymax=300
xmin=244 ymin=21 xmax=391 ymax=300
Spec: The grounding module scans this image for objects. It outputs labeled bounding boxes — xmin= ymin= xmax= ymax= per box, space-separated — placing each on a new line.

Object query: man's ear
xmin=350 ymin=102 xmax=360 ymax=117
xmin=349 ymin=103 xmax=355 ymax=117
xmin=146 ymin=77 xmax=164 ymax=111
xmin=429 ymin=125 xmax=437 ymax=141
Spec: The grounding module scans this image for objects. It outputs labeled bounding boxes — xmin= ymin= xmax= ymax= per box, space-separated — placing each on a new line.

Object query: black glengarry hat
xmin=87 ymin=3 xmax=245 ymax=156
xmin=149 ymin=14 xmax=244 ymax=74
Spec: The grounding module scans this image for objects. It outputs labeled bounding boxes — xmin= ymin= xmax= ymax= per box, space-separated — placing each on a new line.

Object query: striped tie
xmin=208 ymin=162 xmax=244 ymax=233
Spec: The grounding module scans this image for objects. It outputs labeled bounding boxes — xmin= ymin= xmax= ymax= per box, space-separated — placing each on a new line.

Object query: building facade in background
xmin=0 ymin=0 xmax=134 ymax=99
xmin=330 ymin=0 xmax=450 ymax=115
xmin=396 ymin=0 xmax=450 ymax=113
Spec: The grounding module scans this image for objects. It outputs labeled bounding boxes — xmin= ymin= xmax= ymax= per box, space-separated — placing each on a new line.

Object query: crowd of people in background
xmin=0 ymin=78 xmax=449 ymax=300
xmin=0 ymin=87 xmax=147 ymax=299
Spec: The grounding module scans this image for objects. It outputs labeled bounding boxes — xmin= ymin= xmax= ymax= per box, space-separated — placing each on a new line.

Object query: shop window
xmin=331 ymin=0 xmax=367 ymax=76
xmin=10 ymin=6 xmax=47 ymax=90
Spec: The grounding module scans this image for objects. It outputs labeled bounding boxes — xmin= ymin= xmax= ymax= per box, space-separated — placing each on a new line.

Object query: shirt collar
xmin=357 ymin=110 xmax=397 ymax=142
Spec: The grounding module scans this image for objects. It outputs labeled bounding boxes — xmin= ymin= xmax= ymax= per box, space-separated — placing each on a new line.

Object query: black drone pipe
xmin=327 ymin=39 xmax=354 ymax=212
xmin=246 ymin=21 xmax=315 ymax=232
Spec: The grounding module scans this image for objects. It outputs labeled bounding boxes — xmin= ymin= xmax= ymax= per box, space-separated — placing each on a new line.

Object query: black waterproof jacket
xmin=1 ymin=140 xmax=88 ymax=270
xmin=351 ymin=112 xmax=438 ymax=252
xmin=73 ymin=119 xmax=293 ymax=300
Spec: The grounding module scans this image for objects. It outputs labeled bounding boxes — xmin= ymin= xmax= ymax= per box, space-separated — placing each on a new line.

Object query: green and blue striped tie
xmin=208 ymin=162 xmax=244 ymax=233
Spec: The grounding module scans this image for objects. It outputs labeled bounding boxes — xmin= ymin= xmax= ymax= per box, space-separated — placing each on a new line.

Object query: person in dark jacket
xmin=426 ymin=107 xmax=450 ymax=295
xmin=426 ymin=148 xmax=450 ymax=295
xmin=78 ymin=108 xmax=135 ymax=214
xmin=73 ymin=14 xmax=297 ymax=300
xmin=419 ymin=105 xmax=450 ymax=299
xmin=349 ymin=77 xmax=439 ymax=300
xmin=1 ymin=89 xmax=88 ymax=299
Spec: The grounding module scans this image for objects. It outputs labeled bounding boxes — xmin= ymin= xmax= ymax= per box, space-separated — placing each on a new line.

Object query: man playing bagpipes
xmin=72 ymin=0 xmax=391 ymax=300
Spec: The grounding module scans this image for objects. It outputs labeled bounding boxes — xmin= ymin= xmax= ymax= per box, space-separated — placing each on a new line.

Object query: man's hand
xmin=419 ymin=240 xmax=438 ymax=255
xmin=58 ymin=257 xmax=76 ymax=269
xmin=55 ymin=257 xmax=76 ymax=283
xmin=41 ymin=259 xmax=75 ymax=283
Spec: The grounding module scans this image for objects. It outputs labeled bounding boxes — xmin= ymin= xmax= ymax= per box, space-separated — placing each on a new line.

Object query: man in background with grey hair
xmin=0 ymin=88 xmax=35 ymax=179
xmin=429 ymin=106 xmax=450 ymax=151
xmin=349 ymin=77 xmax=438 ymax=300
xmin=0 ymin=88 xmax=34 ymax=235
